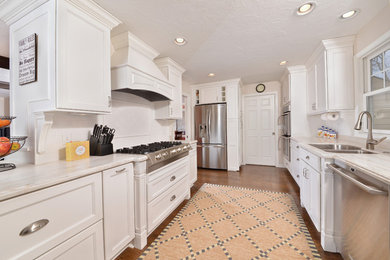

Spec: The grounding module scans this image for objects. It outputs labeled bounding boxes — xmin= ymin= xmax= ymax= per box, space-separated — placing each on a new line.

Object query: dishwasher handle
xmin=328 ymin=164 xmax=387 ymax=196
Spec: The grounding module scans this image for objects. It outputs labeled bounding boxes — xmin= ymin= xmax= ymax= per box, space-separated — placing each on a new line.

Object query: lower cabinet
xmin=290 ymin=139 xmax=300 ymax=187
xmin=146 ymin=157 xmax=189 ymax=234
xmin=37 ymin=221 xmax=105 ymax=260
xmin=300 ymin=160 xmax=321 ymax=231
xmin=0 ymin=173 xmax=103 ymax=260
xmin=103 ymin=163 xmax=135 ymax=259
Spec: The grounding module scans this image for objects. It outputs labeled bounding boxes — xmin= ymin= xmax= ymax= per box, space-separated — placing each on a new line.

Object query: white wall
xmin=355 ymin=4 xmax=390 ymax=54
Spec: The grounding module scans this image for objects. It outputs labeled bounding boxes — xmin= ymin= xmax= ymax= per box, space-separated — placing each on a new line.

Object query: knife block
xmin=89 ymin=136 xmax=113 ymax=156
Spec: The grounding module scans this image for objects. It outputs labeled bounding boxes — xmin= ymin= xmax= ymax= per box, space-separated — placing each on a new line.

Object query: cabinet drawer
xmin=291 ymin=140 xmax=300 ymax=152
xmin=36 ymin=221 xmax=104 ymax=260
xmin=0 ymin=173 xmax=102 ymax=260
xmin=147 ymin=157 xmax=188 ymax=202
xmin=148 ymin=176 xmax=189 ymax=233
xmin=300 ymin=148 xmax=321 ymax=172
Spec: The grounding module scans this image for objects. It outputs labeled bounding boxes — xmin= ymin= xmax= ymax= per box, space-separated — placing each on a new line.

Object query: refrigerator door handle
xmin=197 ymin=144 xmax=225 ymax=148
xmin=207 ymin=109 xmax=211 ymax=140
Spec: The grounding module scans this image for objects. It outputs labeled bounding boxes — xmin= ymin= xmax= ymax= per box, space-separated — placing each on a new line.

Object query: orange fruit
xmin=11 ymin=142 xmax=21 ymax=150
xmin=0 ymin=119 xmax=10 ymax=128
xmin=0 ymin=137 xmax=9 ymax=143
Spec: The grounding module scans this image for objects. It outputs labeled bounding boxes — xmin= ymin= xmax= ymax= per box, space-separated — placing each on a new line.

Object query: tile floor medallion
xmin=139 ymin=183 xmax=321 ymax=259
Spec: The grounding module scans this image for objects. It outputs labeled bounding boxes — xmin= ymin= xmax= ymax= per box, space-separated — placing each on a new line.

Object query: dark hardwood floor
xmin=117 ymin=165 xmax=343 ymax=260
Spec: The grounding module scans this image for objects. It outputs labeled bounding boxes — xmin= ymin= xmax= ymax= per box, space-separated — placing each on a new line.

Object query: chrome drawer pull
xmin=306 ymin=156 xmax=310 ymax=160
xmin=296 ymin=158 xmax=300 ymax=161
xmin=19 ymin=219 xmax=49 ymax=236
xmin=170 ymin=176 xmax=176 ymax=182
xmin=170 ymin=195 xmax=176 ymax=201
xmin=116 ymin=168 xmax=126 ymax=173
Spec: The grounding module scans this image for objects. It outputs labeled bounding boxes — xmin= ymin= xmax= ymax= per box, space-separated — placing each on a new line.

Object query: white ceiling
xmin=0 ymin=0 xmax=388 ymax=84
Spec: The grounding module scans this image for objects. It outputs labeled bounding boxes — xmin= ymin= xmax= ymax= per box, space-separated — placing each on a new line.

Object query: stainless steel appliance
xmin=116 ymin=141 xmax=191 ymax=173
xmin=279 ymin=105 xmax=291 ymax=162
xmin=281 ymin=105 xmax=291 ymax=137
xmin=328 ymin=161 xmax=389 ymax=260
xmin=194 ymin=103 xmax=227 ymax=170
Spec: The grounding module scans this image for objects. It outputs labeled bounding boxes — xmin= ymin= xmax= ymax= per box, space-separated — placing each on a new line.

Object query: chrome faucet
xmin=354 ymin=111 xmax=386 ymax=150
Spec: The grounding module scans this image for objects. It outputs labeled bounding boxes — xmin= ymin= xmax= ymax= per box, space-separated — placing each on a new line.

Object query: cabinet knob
xmin=170 ymin=176 xmax=176 ymax=182
xmin=20 ymin=219 xmax=49 ymax=236
xmin=297 ymin=158 xmax=300 ymax=161
xmin=306 ymin=156 xmax=310 ymax=160
xmin=170 ymin=195 xmax=176 ymax=201
xmin=296 ymin=146 xmax=299 ymax=149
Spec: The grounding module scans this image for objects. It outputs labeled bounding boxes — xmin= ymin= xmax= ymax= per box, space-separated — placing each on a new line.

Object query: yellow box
xmin=65 ymin=141 xmax=90 ymax=161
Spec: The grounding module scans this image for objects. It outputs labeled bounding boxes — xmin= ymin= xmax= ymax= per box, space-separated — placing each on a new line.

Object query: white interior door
xmin=244 ymin=94 xmax=276 ymax=166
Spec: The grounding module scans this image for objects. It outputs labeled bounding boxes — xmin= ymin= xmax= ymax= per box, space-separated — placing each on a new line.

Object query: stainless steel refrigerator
xmin=195 ymin=103 xmax=227 ymax=170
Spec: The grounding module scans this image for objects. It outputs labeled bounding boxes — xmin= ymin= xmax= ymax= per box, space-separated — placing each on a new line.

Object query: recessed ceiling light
xmin=340 ymin=10 xmax=358 ymax=19
xmin=174 ymin=37 xmax=186 ymax=45
xmin=208 ymin=73 xmax=215 ymax=77
xmin=280 ymin=60 xmax=288 ymax=65
xmin=297 ymin=2 xmax=315 ymax=16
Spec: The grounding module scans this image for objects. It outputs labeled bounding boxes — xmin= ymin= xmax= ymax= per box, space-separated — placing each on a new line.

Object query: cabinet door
xmin=36 ymin=221 xmax=104 ymax=260
xmin=199 ymin=87 xmax=221 ymax=104
xmin=300 ymin=161 xmax=311 ymax=210
xmin=309 ymin=168 xmax=321 ymax=231
xmin=103 ymin=164 xmax=135 ymax=259
xmin=315 ymin=52 xmax=327 ymax=112
xmin=291 ymin=148 xmax=300 ymax=187
xmin=56 ymin=0 xmax=111 ymax=112
xmin=327 ymin=47 xmax=354 ymax=110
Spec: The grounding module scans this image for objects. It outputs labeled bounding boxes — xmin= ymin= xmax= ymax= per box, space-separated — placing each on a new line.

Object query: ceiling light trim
xmin=339 ymin=9 xmax=360 ymax=20
xmin=297 ymin=2 xmax=316 ymax=16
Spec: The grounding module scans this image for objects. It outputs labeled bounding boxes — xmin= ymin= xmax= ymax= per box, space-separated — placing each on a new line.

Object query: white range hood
xmin=110 ymin=32 xmax=173 ymax=101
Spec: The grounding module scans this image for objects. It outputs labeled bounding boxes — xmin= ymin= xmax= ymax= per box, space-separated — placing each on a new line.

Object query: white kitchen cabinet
xmin=155 ymin=57 xmax=186 ymax=120
xmin=194 ymin=86 xmax=226 ymax=105
xmin=306 ymin=36 xmax=355 ymax=115
xmin=300 ymin=148 xmax=321 ymax=231
xmin=103 ymin=163 xmax=135 ymax=260
xmin=37 ymin=221 xmax=105 ymax=260
xmin=0 ymin=173 xmax=102 ymax=260
xmin=4 ymin=0 xmax=120 ymax=114
xmin=189 ymin=142 xmax=197 ymax=185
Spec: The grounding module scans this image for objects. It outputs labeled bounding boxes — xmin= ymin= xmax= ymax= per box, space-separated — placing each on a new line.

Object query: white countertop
xmin=292 ymin=136 xmax=390 ymax=184
xmin=0 ymin=154 xmax=147 ymax=202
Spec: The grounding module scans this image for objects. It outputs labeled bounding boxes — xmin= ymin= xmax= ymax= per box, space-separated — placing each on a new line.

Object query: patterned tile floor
xmin=140 ymin=184 xmax=321 ymax=260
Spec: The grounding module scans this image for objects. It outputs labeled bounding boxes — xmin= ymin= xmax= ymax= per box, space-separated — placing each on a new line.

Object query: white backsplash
xmin=308 ymin=110 xmax=356 ymax=137
xmin=30 ymin=91 xmax=175 ymax=164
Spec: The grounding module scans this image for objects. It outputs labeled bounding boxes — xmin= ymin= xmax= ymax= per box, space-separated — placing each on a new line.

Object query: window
xmin=363 ymin=41 xmax=390 ymax=132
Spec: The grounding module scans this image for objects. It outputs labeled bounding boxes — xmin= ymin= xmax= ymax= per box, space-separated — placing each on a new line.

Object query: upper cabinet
xmin=0 ymin=0 xmax=121 ymax=114
xmin=194 ymin=86 xmax=226 ymax=105
xmin=154 ymin=57 xmax=186 ymax=120
xmin=306 ymin=36 xmax=355 ymax=115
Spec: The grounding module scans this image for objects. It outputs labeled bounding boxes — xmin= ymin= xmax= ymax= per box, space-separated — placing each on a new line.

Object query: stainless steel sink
xmin=309 ymin=144 xmax=362 ymax=150
xmin=326 ymin=150 xmax=376 ymax=154
xmin=309 ymin=143 xmax=376 ymax=154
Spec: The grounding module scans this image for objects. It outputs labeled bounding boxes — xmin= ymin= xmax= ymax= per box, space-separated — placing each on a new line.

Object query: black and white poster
xmin=19 ymin=33 xmax=37 ymax=85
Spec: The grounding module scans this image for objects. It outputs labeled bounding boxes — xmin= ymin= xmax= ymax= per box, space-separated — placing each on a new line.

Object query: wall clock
xmin=255 ymin=83 xmax=265 ymax=93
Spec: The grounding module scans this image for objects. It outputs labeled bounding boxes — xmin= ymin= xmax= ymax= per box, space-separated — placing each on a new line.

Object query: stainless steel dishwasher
xmin=328 ymin=161 xmax=389 ymax=260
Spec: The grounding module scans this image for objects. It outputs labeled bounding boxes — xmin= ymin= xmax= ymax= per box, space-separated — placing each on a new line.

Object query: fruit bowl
xmin=0 ymin=136 xmax=27 ymax=157
xmin=0 ymin=116 xmax=16 ymax=129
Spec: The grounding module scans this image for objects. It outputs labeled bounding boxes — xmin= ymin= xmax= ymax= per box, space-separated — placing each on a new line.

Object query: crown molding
xmin=0 ymin=0 xmax=121 ymax=29
xmin=322 ymin=35 xmax=355 ymax=49
xmin=0 ymin=0 xmax=48 ymax=25
xmin=287 ymin=65 xmax=306 ymax=74
xmin=190 ymin=78 xmax=242 ymax=89
xmin=66 ymin=0 xmax=121 ymax=29
xmin=154 ymin=57 xmax=186 ymax=74
xmin=111 ymin=31 xmax=160 ymax=60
